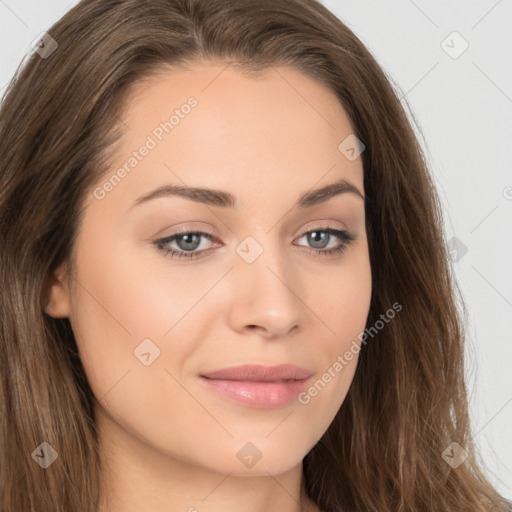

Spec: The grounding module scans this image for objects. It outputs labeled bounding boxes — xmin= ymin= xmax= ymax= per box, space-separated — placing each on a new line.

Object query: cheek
xmin=68 ymin=230 xmax=227 ymax=416
xmin=67 ymin=244 xmax=207 ymax=457
xmin=312 ymin=244 xmax=372 ymax=348
xmin=301 ymin=248 xmax=371 ymax=411
xmin=70 ymin=229 xmax=199 ymax=346
xmin=67 ymin=237 xmax=175 ymax=398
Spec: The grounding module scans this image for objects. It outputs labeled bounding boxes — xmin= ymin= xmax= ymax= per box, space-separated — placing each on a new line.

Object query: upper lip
xmin=200 ymin=364 xmax=313 ymax=382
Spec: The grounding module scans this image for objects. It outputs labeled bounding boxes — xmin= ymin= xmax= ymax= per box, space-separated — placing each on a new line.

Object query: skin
xmin=45 ymin=61 xmax=372 ymax=512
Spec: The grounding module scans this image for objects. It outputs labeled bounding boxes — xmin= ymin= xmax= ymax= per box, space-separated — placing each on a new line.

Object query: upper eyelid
xmin=157 ymin=224 xmax=349 ymax=242
xmin=157 ymin=220 xmax=349 ymax=238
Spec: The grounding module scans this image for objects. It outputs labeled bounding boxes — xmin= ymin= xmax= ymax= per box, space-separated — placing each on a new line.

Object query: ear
xmin=44 ymin=261 xmax=72 ymax=318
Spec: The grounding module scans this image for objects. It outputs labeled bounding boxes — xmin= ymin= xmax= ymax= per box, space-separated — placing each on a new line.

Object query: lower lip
xmin=199 ymin=376 xmax=311 ymax=408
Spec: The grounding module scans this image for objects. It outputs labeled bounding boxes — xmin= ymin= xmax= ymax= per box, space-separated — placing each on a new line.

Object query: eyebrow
xmin=130 ymin=177 xmax=364 ymax=211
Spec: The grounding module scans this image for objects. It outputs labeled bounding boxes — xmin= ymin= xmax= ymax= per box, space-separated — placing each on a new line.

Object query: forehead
xmin=91 ymin=61 xmax=364 ymax=214
xmin=120 ymin=60 xmax=349 ymax=129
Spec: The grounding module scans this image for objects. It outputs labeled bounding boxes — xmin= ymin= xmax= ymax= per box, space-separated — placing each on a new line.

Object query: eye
xmin=153 ymin=230 xmax=218 ymax=260
xmin=293 ymin=227 xmax=356 ymax=257
xmin=153 ymin=226 xmax=356 ymax=260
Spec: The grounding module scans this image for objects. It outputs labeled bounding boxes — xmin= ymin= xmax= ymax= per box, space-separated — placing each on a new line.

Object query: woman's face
xmin=46 ymin=61 xmax=371 ymax=477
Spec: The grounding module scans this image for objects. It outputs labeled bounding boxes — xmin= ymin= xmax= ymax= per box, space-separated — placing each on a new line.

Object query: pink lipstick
xmin=199 ymin=364 xmax=313 ymax=408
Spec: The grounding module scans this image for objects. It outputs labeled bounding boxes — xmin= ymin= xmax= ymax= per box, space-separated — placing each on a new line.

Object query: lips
xmin=199 ymin=364 xmax=313 ymax=408
xmin=200 ymin=363 xmax=313 ymax=382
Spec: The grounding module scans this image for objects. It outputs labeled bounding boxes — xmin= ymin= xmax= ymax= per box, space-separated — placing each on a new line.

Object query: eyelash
xmin=153 ymin=226 xmax=356 ymax=260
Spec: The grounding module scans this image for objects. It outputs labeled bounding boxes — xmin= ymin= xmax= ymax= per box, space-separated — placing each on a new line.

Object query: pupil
xmin=309 ymin=231 xmax=328 ymax=249
xmin=179 ymin=234 xmax=200 ymax=251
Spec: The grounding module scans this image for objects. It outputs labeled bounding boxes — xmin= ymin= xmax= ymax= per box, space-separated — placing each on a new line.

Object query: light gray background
xmin=1 ymin=0 xmax=510 ymax=500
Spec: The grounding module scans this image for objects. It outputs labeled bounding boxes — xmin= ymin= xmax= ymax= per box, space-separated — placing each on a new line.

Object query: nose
xmin=227 ymin=237 xmax=304 ymax=339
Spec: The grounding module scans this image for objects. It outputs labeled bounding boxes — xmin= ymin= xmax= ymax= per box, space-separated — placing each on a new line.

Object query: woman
xmin=0 ymin=0 xmax=509 ymax=511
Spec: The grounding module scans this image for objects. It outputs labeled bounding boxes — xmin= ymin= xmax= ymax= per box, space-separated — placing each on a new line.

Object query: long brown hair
xmin=0 ymin=1 xmax=509 ymax=510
